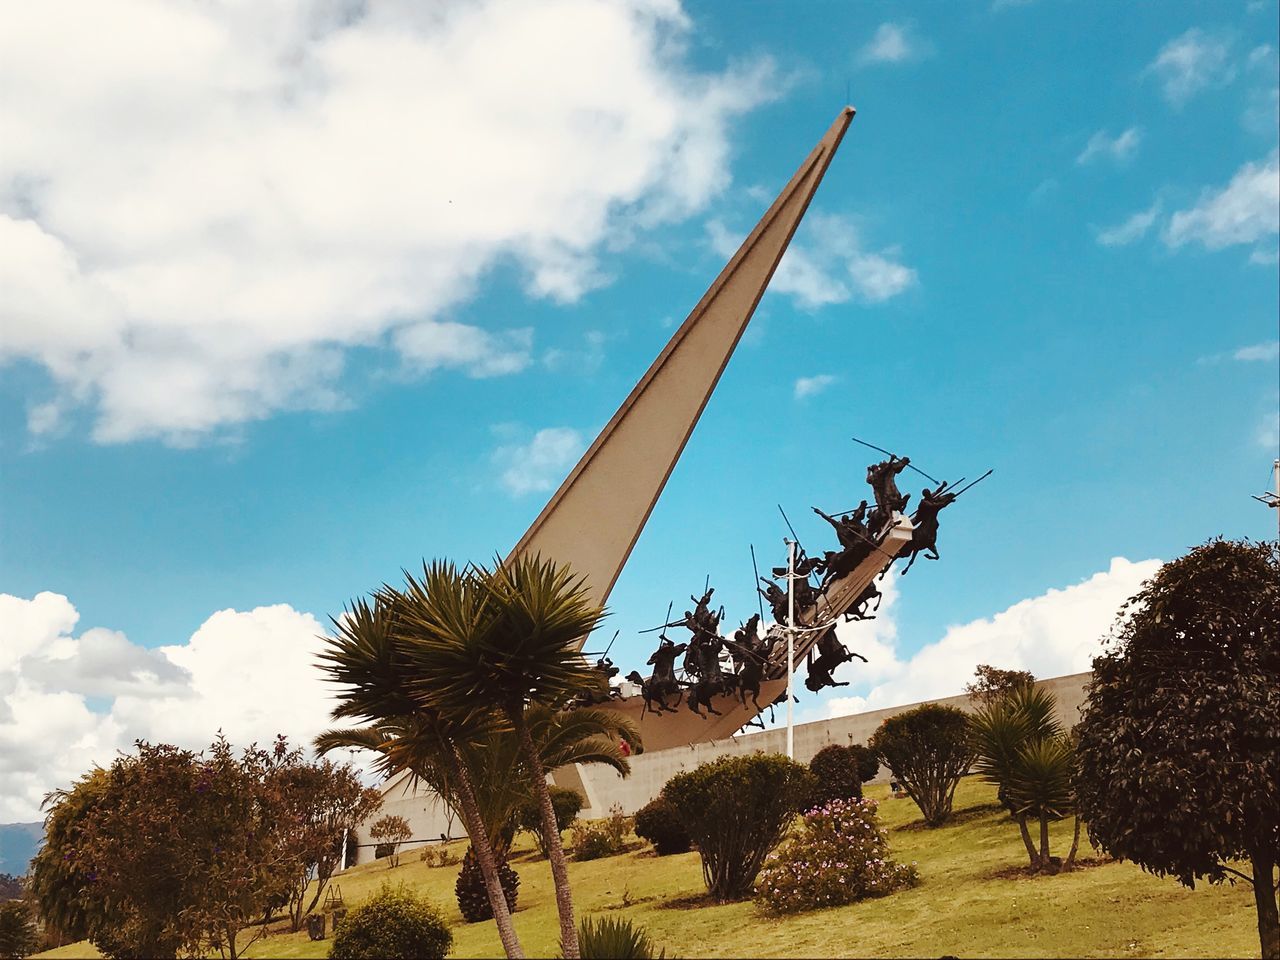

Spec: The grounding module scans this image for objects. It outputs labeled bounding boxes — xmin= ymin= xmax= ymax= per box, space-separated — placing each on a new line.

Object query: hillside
xmin=37 ymin=778 xmax=1260 ymax=959
xmin=0 ymin=822 xmax=41 ymax=877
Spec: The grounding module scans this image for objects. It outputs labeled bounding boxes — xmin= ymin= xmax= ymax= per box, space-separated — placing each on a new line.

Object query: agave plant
xmin=569 ymin=916 xmax=666 ymax=960
xmin=970 ymin=684 xmax=1081 ymax=871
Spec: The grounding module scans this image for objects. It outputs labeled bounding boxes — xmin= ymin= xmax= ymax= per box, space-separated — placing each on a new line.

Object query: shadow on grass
xmin=658 ymin=892 xmax=723 ymax=911
xmin=988 ymin=856 xmax=1114 ymax=880
xmin=895 ymin=802 xmax=1004 ymax=832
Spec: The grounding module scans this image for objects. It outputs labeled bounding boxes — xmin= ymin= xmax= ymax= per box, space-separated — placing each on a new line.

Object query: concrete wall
xmin=347 ymin=770 xmax=460 ymax=867
xmin=571 ymin=672 xmax=1091 ymax=817
xmin=345 ymin=671 xmax=1093 ymax=856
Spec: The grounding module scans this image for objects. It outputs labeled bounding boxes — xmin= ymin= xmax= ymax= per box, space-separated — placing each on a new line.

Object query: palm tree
xmin=970 ymin=684 xmax=1080 ymax=871
xmin=395 ymin=554 xmax=618 ymax=959
xmin=316 ymin=591 xmax=527 ymax=959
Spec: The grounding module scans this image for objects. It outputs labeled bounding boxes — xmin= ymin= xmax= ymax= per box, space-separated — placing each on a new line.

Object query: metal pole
xmin=786 ymin=538 xmax=796 ymax=761
xmin=1274 ymin=459 xmax=1279 ymax=539
xmin=339 ymin=827 xmax=349 ymax=873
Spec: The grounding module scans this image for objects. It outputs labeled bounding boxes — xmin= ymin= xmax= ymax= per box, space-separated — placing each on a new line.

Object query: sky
xmin=1 ymin=0 xmax=1278 ymax=822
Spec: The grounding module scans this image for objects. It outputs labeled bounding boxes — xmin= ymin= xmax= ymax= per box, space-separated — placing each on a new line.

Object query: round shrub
xmin=847 ymin=743 xmax=880 ymax=783
xmin=755 ymin=797 xmax=918 ymax=914
xmin=517 ymin=785 xmax=585 ymax=857
xmin=807 ymin=744 xmax=865 ymax=808
xmin=662 ymin=753 xmax=814 ymax=902
xmin=455 ymin=846 xmax=519 ymax=923
xmin=634 ymin=797 xmax=690 ymax=856
xmin=870 ymin=703 xmax=974 ymax=827
xmin=328 ymin=884 xmax=451 ymax=959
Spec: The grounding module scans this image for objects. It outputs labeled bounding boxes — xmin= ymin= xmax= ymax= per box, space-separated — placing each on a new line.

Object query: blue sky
xmin=1 ymin=0 xmax=1277 ymax=820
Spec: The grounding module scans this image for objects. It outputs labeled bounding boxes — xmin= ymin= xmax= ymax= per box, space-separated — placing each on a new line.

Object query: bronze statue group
xmin=582 ymin=451 xmax=987 ymax=732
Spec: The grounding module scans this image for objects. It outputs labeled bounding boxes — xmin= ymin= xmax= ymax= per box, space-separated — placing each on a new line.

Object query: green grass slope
xmin=35 ymin=778 xmax=1260 ymax=959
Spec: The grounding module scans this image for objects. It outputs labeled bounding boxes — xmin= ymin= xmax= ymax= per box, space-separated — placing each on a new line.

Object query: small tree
xmin=518 ymin=787 xmax=584 ymax=858
xmin=965 ymin=664 xmax=1036 ymax=705
xmin=870 ymin=704 xmax=974 ymax=827
xmin=971 ymin=684 xmax=1081 ymax=872
xmin=661 ymin=754 xmax=813 ymax=902
xmin=369 ymin=815 xmax=412 ymax=869
xmin=0 ymin=901 xmax=38 ymax=960
xmin=847 ymin=743 xmax=880 ymax=784
xmin=1075 ymin=538 xmax=1279 ymax=959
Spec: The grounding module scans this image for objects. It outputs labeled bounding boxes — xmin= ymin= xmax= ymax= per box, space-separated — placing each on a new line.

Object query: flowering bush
xmin=754 ymin=798 xmax=918 ymax=914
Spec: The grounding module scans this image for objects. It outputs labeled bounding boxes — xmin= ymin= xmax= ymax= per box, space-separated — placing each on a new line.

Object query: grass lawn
xmin=35 ymin=777 xmax=1261 ymax=959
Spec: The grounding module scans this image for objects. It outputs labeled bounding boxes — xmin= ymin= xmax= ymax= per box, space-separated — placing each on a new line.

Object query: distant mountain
xmin=0 ymin=822 xmax=43 ymax=877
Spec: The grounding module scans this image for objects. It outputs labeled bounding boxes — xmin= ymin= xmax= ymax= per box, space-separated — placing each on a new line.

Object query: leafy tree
xmin=369 ymin=815 xmax=412 ymax=869
xmin=262 ymin=738 xmax=382 ymax=931
xmin=1075 ymin=538 xmax=1280 ymax=959
xmin=518 ymin=787 xmax=584 ymax=858
xmin=847 ymin=743 xmax=880 ymax=784
xmin=870 ymin=704 xmax=974 ymax=827
xmin=327 ymin=883 xmax=452 ymax=960
xmin=971 ymin=684 xmax=1081 ymax=872
xmin=965 ymin=664 xmax=1036 ymax=705
xmin=661 ymin=754 xmax=813 ymax=902
xmin=394 ymin=555 xmax=618 ymax=959
xmin=0 ymin=900 xmax=37 ymax=960
xmin=30 ymin=738 xmax=286 ymax=959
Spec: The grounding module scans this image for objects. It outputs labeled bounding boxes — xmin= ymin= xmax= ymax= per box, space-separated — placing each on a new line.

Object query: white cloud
xmin=1163 ymin=151 xmax=1280 ymax=251
xmin=825 ymin=557 xmax=1161 ymax=719
xmin=1257 ymin=408 xmax=1280 ymax=450
xmin=857 ymin=23 xmax=931 ymax=65
xmin=1096 ymin=201 xmax=1162 ymax=247
xmin=1234 ymin=341 xmax=1280 ymax=362
xmin=0 ymin=0 xmax=775 ymax=445
xmin=707 ymin=212 xmax=916 ymax=310
xmin=1146 ymin=28 xmax=1236 ymax=105
xmin=794 ymin=374 xmax=836 ymax=400
xmin=0 ymin=591 xmax=342 ymax=822
xmin=543 ymin=330 xmax=607 ymax=374
xmin=494 ymin=425 xmax=586 ymax=496
xmin=1076 ymin=127 xmax=1143 ymax=165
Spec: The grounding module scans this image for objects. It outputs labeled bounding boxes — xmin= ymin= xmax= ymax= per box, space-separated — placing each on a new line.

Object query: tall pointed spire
xmin=510 ymin=108 xmax=856 ymax=612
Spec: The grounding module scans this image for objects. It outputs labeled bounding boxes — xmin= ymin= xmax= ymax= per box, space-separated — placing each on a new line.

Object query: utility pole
xmin=786 ymin=538 xmax=796 ymax=761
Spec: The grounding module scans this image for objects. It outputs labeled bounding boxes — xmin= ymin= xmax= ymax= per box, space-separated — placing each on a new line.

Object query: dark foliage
xmin=870 ymin=703 xmax=975 ymax=827
xmin=661 ymin=754 xmax=813 ymax=902
xmin=0 ymin=900 xmax=37 ymax=960
xmin=455 ymin=846 xmax=519 ymax=923
xmin=327 ymin=883 xmax=451 ymax=960
xmin=807 ymin=744 xmax=866 ymax=808
xmin=847 ymin=743 xmax=880 ymax=784
xmin=965 ymin=664 xmax=1036 ymax=705
xmin=1075 ymin=538 xmax=1280 ymax=959
xmin=517 ymin=786 xmax=584 ymax=858
xmin=633 ymin=798 xmax=691 ymax=856
xmin=0 ymin=875 xmax=22 ymax=902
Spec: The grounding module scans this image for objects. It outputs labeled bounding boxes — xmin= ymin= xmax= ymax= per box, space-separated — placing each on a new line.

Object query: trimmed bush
xmin=870 ymin=703 xmax=974 ymax=827
xmin=847 ymin=743 xmax=880 ymax=784
xmin=755 ymin=797 xmax=918 ymax=914
xmin=571 ymin=915 xmax=667 ymax=959
xmin=662 ymin=753 xmax=814 ymax=902
xmin=327 ymin=884 xmax=451 ymax=960
xmin=517 ymin=785 xmax=584 ymax=858
xmin=455 ymin=846 xmax=519 ymax=923
xmin=634 ymin=797 xmax=691 ymax=856
xmin=807 ymin=744 xmax=865 ymax=808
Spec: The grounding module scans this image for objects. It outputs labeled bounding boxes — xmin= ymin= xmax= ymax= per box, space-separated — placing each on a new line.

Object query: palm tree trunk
xmin=1066 ymin=815 xmax=1082 ymax=868
xmin=1038 ymin=814 xmax=1051 ymax=871
xmin=510 ymin=706 xmax=579 ymax=959
xmin=450 ymin=752 xmax=525 ymax=959
xmin=1016 ymin=814 xmax=1039 ymax=869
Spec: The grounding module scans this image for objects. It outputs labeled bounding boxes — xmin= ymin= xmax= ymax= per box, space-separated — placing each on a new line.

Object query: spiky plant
xmin=569 ymin=916 xmax=666 ymax=960
xmin=456 ymin=847 xmax=520 ymax=923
